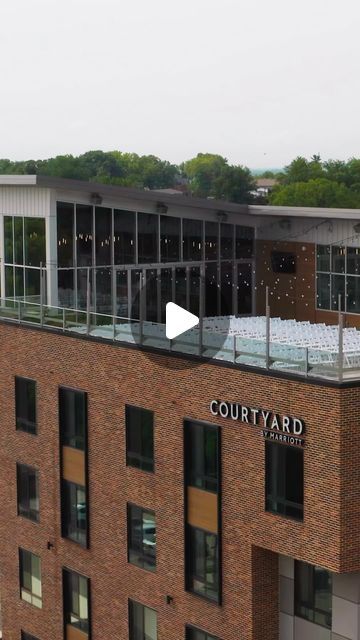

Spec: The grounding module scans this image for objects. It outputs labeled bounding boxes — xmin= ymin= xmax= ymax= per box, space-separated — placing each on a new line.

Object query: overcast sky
xmin=0 ymin=0 xmax=359 ymax=168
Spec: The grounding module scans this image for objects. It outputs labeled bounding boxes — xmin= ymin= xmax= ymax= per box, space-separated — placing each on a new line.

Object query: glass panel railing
xmin=89 ymin=313 xmax=114 ymax=339
xmin=171 ymin=327 xmax=199 ymax=355
xmin=203 ymin=331 xmax=234 ymax=362
xmin=141 ymin=321 xmax=168 ymax=350
xmin=0 ymin=298 xmax=20 ymax=320
xmin=113 ymin=317 xmax=135 ymax=343
xmin=43 ymin=306 xmax=66 ymax=329
xmin=63 ymin=309 xmax=88 ymax=333
xmin=235 ymin=336 xmax=267 ymax=368
xmin=270 ymin=343 xmax=308 ymax=375
xmin=19 ymin=301 xmax=41 ymax=324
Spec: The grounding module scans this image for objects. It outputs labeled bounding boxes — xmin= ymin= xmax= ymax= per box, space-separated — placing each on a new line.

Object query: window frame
xmin=59 ymin=386 xmax=88 ymax=451
xmin=19 ymin=548 xmax=42 ymax=609
xmin=265 ymin=441 xmax=304 ymax=522
xmin=61 ymin=479 xmax=88 ymax=548
xmin=17 ymin=463 xmax=40 ymax=523
xmin=125 ymin=405 xmax=154 ymax=473
xmin=15 ymin=376 xmax=37 ymax=435
xmin=185 ymin=525 xmax=220 ymax=604
xmin=21 ymin=632 xmax=40 ymax=640
xmin=184 ymin=420 xmax=219 ymax=494
xmin=185 ymin=624 xmax=221 ymax=640
xmin=63 ymin=567 xmax=91 ymax=638
xmin=128 ymin=598 xmax=157 ymax=640
xmin=127 ymin=502 xmax=156 ymax=572
xmin=294 ymin=560 xmax=332 ymax=629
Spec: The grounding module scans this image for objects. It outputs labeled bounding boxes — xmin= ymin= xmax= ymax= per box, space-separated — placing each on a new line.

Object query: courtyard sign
xmin=210 ymin=400 xmax=305 ymax=446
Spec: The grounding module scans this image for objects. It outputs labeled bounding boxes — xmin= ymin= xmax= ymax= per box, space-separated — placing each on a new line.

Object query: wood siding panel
xmin=187 ymin=486 xmax=218 ymax=533
xmin=66 ymin=624 xmax=88 ymax=640
xmin=62 ymin=446 xmax=86 ymax=486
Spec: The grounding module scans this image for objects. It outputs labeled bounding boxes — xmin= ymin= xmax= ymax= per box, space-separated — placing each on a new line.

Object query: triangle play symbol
xmin=165 ymin=302 xmax=199 ymax=340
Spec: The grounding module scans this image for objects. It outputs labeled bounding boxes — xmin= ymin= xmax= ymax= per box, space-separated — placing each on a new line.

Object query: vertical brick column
xmin=252 ymin=546 xmax=278 ymax=640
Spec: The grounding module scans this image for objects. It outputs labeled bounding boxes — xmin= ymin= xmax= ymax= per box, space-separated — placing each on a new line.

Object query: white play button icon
xmin=166 ymin=302 xmax=199 ymax=340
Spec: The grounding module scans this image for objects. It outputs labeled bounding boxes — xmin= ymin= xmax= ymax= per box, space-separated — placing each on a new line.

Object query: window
xmin=236 ymin=225 xmax=254 ymax=259
xmin=61 ymin=480 xmax=88 ymax=547
xmin=95 ymin=206 xmax=111 ymax=266
xmin=265 ymin=442 xmax=303 ymax=521
xmin=316 ymin=243 xmax=360 ymax=313
xmin=271 ymin=251 xmax=296 ymax=274
xmin=114 ymin=209 xmax=135 ymax=264
xmin=186 ymin=626 xmax=220 ymax=640
xmin=295 ymin=561 xmax=332 ymax=629
xmin=15 ymin=377 xmax=37 ymax=434
xmin=126 ymin=406 xmax=154 ymax=472
xmin=183 ymin=218 xmax=203 ymax=261
xmin=186 ymin=526 xmax=219 ymax=602
xmin=220 ymin=223 xmax=234 ymax=260
xmin=19 ymin=549 xmax=42 ymax=608
xmin=128 ymin=504 xmax=156 ymax=571
xmin=205 ymin=222 xmax=218 ymax=261
xmin=59 ymin=387 xmax=87 ymax=450
xmin=138 ymin=213 xmax=159 ymax=263
xmin=76 ymin=204 xmax=93 ymax=267
xmin=160 ymin=215 xmax=180 ymax=262
xmin=185 ymin=421 xmax=219 ymax=493
xmin=21 ymin=632 xmax=40 ymax=640
xmin=4 ymin=216 xmax=45 ymax=302
xmin=63 ymin=569 xmax=90 ymax=636
xmin=17 ymin=464 xmax=39 ymax=522
xmin=57 ymin=202 xmax=74 ymax=268
xmin=129 ymin=600 xmax=157 ymax=640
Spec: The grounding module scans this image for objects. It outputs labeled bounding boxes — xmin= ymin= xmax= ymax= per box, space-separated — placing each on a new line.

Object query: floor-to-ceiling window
xmin=4 ymin=216 xmax=46 ymax=302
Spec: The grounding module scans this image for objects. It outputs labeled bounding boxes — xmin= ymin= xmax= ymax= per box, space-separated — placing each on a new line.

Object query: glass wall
xmin=4 ymin=216 xmax=46 ymax=302
xmin=55 ymin=202 xmax=255 ymax=317
xmin=316 ymin=243 xmax=360 ymax=313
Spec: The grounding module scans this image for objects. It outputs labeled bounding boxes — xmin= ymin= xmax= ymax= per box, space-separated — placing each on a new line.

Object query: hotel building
xmin=0 ymin=175 xmax=360 ymax=640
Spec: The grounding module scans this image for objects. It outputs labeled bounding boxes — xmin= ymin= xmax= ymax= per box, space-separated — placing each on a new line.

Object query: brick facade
xmin=0 ymin=322 xmax=359 ymax=640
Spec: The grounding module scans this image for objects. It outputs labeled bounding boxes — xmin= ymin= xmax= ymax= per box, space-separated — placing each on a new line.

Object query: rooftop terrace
xmin=0 ymin=299 xmax=358 ymax=383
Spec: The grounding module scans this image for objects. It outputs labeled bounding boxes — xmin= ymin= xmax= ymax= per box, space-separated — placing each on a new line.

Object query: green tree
xmin=270 ymin=178 xmax=360 ymax=208
xmin=182 ymin=153 xmax=255 ymax=202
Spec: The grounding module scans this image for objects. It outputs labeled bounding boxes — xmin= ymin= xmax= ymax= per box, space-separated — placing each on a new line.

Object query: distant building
xmin=254 ymin=177 xmax=278 ymax=197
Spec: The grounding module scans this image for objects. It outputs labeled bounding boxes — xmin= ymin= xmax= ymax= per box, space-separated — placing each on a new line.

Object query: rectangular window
xmin=185 ymin=421 xmax=219 ymax=493
xmin=19 ymin=549 xmax=42 ymax=608
xmin=220 ymin=223 xmax=234 ymax=260
xmin=17 ymin=464 xmax=39 ymax=522
xmin=160 ymin=215 xmax=180 ymax=262
xmin=15 ymin=377 xmax=37 ymax=434
xmin=128 ymin=504 xmax=156 ymax=571
xmin=295 ymin=561 xmax=332 ymax=629
xmin=236 ymin=225 xmax=254 ymax=259
xmin=205 ymin=222 xmax=218 ymax=261
xmin=57 ymin=202 xmax=75 ymax=268
xmin=59 ymin=387 xmax=87 ymax=450
xmin=76 ymin=204 xmax=93 ymax=267
xmin=186 ymin=626 xmax=220 ymax=640
xmin=63 ymin=568 xmax=90 ymax=636
xmin=126 ymin=406 xmax=154 ymax=472
xmin=95 ymin=206 xmax=112 ymax=266
xmin=271 ymin=251 xmax=296 ymax=274
xmin=138 ymin=212 xmax=159 ymax=263
xmin=114 ymin=209 xmax=135 ymax=264
xmin=129 ymin=600 xmax=157 ymax=640
xmin=186 ymin=526 xmax=219 ymax=602
xmin=316 ymin=273 xmax=330 ymax=309
xmin=61 ymin=480 xmax=88 ymax=547
xmin=265 ymin=442 xmax=304 ymax=521
xmin=183 ymin=218 xmax=203 ymax=261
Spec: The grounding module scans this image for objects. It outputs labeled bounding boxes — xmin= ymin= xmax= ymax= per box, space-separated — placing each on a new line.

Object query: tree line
xmin=1 ymin=150 xmax=360 ymax=208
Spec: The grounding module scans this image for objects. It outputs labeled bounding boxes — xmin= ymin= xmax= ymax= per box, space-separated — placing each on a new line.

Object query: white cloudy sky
xmin=0 ymin=0 xmax=359 ymax=168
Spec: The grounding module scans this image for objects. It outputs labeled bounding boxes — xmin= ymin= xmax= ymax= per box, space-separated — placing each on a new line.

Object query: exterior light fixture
xmin=217 ymin=210 xmax=228 ymax=222
xmin=353 ymin=223 xmax=360 ymax=234
xmin=156 ymin=202 xmax=168 ymax=214
xmin=90 ymin=192 xmax=103 ymax=205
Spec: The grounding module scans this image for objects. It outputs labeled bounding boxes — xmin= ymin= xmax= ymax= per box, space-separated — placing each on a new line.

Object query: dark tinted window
xmin=15 ymin=377 xmax=37 ymax=434
xmin=186 ymin=626 xmax=220 ymax=640
xmin=129 ymin=600 xmax=157 ymax=640
xmin=138 ymin=213 xmax=158 ymax=263
xmin=186 ymin=526 xmax=219 ymax=602
xmin=271 ymin=251 xmax=296 ymax=274
xmin=59 ymin=388 xmax=87 ymax=451
xmin=220 ymin=223 xmax=233 ymax=259
xmin=205 ymin=222 xmax=218 ymax=261
xmin=63 ymin=569 xmax=90 ymax=635
xmin=128 ymin=504 xmax=156 ymax=571
xmin=17 ymin=464 xmax=39 ymax=522
xmin=126 ymin=406 xmax=154 ymax=472
xmin=76 ymin=204 xmax=93 ymax=267
xmin=265 ymin=442 xmax=303 ymax=521
xmin=114 ymin=210 xmax=135 ymax=264
xmin=183 ymin=218 xmax=203 ymax=261
xmin=57 ymin=202 xmax=74 ymax=267
xmin=21 ymin=631 xmax=40 ymax=640
xmin=160 ymin=216 xmax=180 ymax=262
xmin=61 ymin=480 xmax=87 ymax=547
xmin=295 ymin=561 xmax=332 ymax=629
xmin=236 ymin=225 xmax=254 ymax=258
xmin=185 ymin=421 xmax=219 ymax=493
xmin=95 ymin=206 xmax=111 ymax=265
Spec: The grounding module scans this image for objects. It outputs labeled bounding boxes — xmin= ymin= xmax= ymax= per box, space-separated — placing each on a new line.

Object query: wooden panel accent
xmin=62 ymin=446 xmax=86 ymax=486
xmin=66 ymin=625 xmax=88 ymax=640
xmin=187 ymin=486 xmax=218 ymax=533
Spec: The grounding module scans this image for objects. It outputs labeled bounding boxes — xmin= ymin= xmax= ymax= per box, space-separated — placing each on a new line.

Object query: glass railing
xmin=0 ymin=298 xmax=357 ymax=382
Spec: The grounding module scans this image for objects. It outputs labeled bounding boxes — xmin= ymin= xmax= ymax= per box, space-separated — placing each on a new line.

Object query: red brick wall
xmin=0 ymin=322 xmax=358 ymax=640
